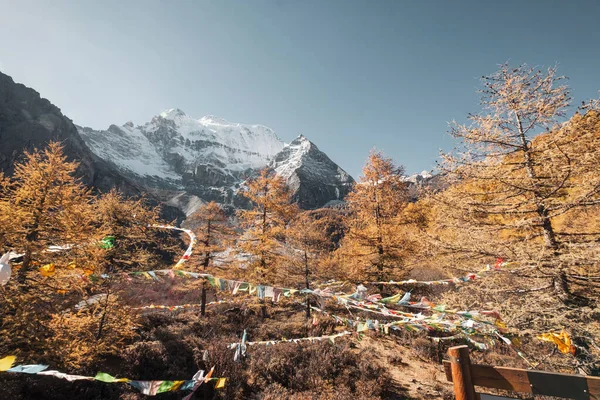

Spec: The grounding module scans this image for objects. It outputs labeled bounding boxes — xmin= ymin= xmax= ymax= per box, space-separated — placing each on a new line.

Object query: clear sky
xmin=1 ymin=0 xmax=599 ymax=178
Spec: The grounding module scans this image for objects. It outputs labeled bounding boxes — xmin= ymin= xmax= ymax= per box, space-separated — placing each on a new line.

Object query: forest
xmin=1 ymin=64 xmax=599 ymax=399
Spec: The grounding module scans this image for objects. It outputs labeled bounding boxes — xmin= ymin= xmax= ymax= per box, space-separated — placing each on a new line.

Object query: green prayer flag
xmin=381 ymin=293 xmax=402 ymax=303
xmin=99 ymin=236 xmax=115 ymax=249
xmin=157 ymin=380 xmax=176 ymax=393
xmin=95 ymin=372 xmax=116 ymax=383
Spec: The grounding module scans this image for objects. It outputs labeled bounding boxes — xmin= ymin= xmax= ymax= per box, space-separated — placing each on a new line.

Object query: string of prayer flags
xmin=430 ymin=334 xmax=489 ymax=350
xmin=368 ymin=259 xmax=512 ymax=286
xmin=133 ymin=300 xmax=237 ymax=312
xmin=228 ymin=331 xmax=352 ymax=349
xmin=0 ymin=356 xmax=226 ymax=396
xmin=150 ymin=224 xmax=196 ymax=269
xmin=537 ymin=330 xmax=576 ymax=355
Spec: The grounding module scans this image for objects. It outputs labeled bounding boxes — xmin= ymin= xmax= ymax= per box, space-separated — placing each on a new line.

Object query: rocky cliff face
xmin=0 ymin=71 xmax=184 ymax=221
xmin=79 ymin=110 xmax=354 ymax=212
xmin=271 ymin=135 xmax=354 ymax=209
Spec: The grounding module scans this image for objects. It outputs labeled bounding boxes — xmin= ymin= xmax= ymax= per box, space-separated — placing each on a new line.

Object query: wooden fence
xmin=443 ymin=345 xmax=600 ymax=400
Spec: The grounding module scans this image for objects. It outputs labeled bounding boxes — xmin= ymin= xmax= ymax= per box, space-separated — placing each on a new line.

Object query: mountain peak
xmin=159 ymin=108 xmax=187 ymax=119
xmin=289 ymin=134 xmax=312 ymax=150
xmin=199 ymin=115 xmax=232 ymax=125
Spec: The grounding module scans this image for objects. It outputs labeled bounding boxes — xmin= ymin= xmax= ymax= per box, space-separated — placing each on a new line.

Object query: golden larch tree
xmin=338 ymin=151 xmax=410 ymax=282
xmin=0 ymin=142 xmax=95 ymax=286
xmin=188 ymin=201 xmax=234 ymax=316
xmin=237 ymin=169 xmax=298 ymax=317
xmin=286 ymin=211 xmax=329 ymax=317
xmin=439 ymin=64 xmax=600 ymax=302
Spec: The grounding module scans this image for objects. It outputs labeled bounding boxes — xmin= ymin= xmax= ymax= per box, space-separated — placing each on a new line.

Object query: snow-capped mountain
xmin=0 ymin=71 xmax=185 ymax=222
xmin=271 ymin=135 xmax=354 ymax=209
xmin=78 ymin=110 xmax=353 ymax=212
xmin=404 ymin=170 xmax=433 ymax=184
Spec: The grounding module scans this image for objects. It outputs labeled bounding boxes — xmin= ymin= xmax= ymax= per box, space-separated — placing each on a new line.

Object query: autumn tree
xmin=187 ymin=201 xmax=234 ymax=316
xmin=88 ymin=189 xmax=183 ymax=340
xmin=438 ymin=64 xmax=600 ymax=302
xmin=237 ymin=169 xmax=298 ymax=317
xmin=0 ymin=143 xmax=104 ymax=364
xmin=0 ymin=142 xmax=95 ymax=287
xmin=286 ymin=212 xmax=329 ymax=317
xmin=338 ymin=151 xmax=411 ymax=282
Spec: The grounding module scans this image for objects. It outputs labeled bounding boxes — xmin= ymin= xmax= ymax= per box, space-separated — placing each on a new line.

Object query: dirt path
xmin=356 ymin=335 xmax=454 ymax=399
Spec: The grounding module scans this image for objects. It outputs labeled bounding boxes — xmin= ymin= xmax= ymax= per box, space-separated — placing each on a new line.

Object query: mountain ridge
xmin=78 ymin=109 xmax=355 ymax=212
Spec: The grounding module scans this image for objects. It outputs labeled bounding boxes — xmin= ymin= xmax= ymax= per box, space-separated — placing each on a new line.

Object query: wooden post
xmin=448 ymin=345 xmax=476 ymax=400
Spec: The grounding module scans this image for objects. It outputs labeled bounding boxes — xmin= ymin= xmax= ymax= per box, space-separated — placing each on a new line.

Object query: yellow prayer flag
xmin=0 ymin=355 xmax=16 ymax=371
xmin=170 ymin=381 xmax=185 ymax=391
xmin=537 ymin=330 xmax=575 ymax=355
xmin=215 ymin=378 xmax=226 ymax=389
xmin=494 ymin=320 xmax=507 ymax=329
xmin=39 ymin=264 xmax=56 ymax=277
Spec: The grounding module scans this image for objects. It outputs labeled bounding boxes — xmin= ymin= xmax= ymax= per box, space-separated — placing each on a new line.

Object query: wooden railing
xmin=443 ymin=345 xmax=600 ymax=400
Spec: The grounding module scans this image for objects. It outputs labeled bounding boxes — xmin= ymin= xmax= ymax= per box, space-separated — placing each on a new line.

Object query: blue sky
xmin=1 ymin=0 xmax=599 ymax=178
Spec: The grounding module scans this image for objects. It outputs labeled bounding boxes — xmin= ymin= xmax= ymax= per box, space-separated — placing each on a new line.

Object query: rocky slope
xmin=0 ymin=71 xmax=184 ymax=221
xmin=272 ymin=135 xmax=354 ymax=209
xmin=79 ymin=111 xmax=354 ymax=212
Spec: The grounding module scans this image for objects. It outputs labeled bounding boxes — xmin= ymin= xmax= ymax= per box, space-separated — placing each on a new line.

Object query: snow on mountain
xmin=137 ymin=108 xmax=284 ymax=173
xmin=79 ymin=109 xmax=284 ymax=181
xmin=79 ymin=110 xmax=354 ymax=211
xmin=404 ymin=170 xmax=433 ymax=184
xmin=270 ymin=135 xmax=354 ymax=209
xmin=272 ymin=134 xmax=312 ymax=179
xmin=78 ymin=124 xmax=180 ymax=182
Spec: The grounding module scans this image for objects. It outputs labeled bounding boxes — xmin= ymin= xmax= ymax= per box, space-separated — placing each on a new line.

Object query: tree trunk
xmin=201 ymin=252 xmax=210 ymax=317
xmin=201 ymin=221 xmax=211 ymax=317
xmin=200 ymin=283 xmax=207 ymax=317
xmin=97 ymin=286 xmax=111 ymax=340
xmin=260 ymin=199 xmax=268 ymax=319
xmin=304 ymin=250 xmax=310 ymax=318
xmin=516 ymin=113 xmax=559 ymax=250
xmin=17 ymin=249 xmax=33 ymax=285
xmin=517 ymin=113 xmax=567 ymax=300
xmin=553 ymin=270 xmax=571 ymax=304
xmin=261 ymin=298 xmax=267 ymax=319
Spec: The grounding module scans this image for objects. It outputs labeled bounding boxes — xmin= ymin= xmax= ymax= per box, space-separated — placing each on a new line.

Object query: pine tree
xmin=237 ymin=169 xmax=298 ymax=317
xmin=188 ymin=201 xmax=234 ymax=316
xmin=338 ymin=151 xmax=410 ymax=282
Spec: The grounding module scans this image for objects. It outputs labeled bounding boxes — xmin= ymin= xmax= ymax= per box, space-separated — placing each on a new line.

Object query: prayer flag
xmin=215 ymin=378 xmax=226 ymax=389
xmin=0 ymin=356 xmax=16 ymax=371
